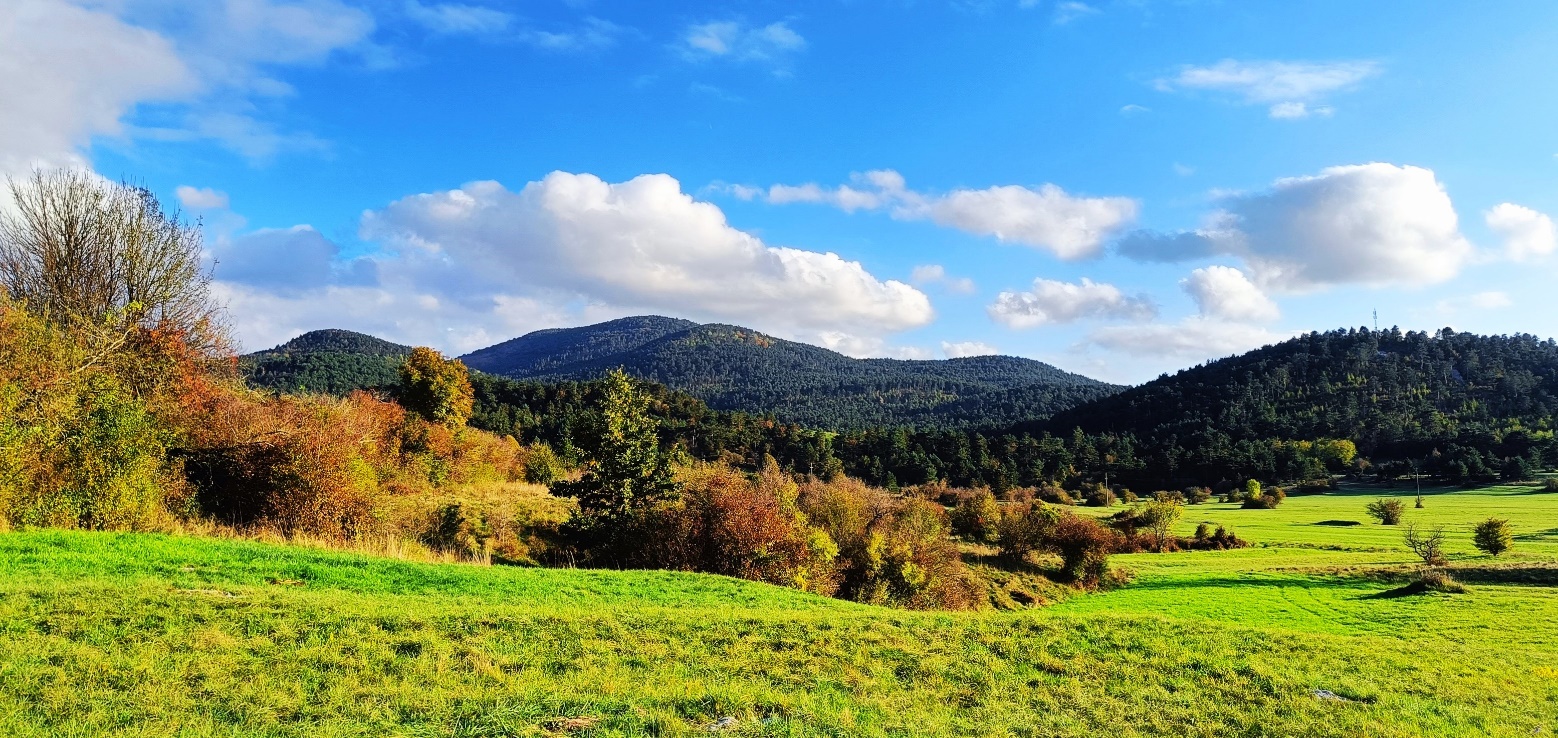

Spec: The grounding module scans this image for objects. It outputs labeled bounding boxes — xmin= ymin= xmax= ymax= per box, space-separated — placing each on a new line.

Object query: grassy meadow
xmin=3 ymin=482 xmax=1557 ymax=736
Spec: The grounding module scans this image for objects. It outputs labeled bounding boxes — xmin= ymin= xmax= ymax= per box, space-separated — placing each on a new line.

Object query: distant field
xmin=2 ymin=483 xmax=1557 ymax=736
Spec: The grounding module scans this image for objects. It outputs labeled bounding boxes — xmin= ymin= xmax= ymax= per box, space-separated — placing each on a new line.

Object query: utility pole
xmin=1413 ymin=459 xmax=1423 ymax=508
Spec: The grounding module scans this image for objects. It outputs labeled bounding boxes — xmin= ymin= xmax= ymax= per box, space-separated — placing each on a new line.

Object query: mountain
xmin=460 ymin=317 xmax=1120 ymax=429
xmin=241 ymin=329 xmax=412 ymax=395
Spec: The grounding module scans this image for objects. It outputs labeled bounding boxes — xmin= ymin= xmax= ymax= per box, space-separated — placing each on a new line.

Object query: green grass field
xmin=2 ymin=483 xmax=1557 ymax=736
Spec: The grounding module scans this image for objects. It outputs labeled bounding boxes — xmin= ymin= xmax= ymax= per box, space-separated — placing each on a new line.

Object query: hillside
xmin=4 ymin=527 xmax=1556 ymax=736
xmin=463 ymin=317 xmax=1119 ymax=429
xmin=1030 ymin=327 xmax=1558 ymax=482
xmin=240 ymin=329 xmax=412 ymax=395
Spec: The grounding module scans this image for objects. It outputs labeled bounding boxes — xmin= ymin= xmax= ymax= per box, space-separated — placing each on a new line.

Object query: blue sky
xmin=8 ymin=0 xmax=1558 ymax=383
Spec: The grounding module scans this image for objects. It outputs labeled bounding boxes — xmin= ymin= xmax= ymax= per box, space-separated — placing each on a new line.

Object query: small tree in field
xmin=398 ymin=347 xmax=474 ymax=428
xmin=1140 ymin=500 xmax=1182 ymax=552
xmin=552 ymin=369 xmax=679 ymax=553
xmin=1366 ymin=498 xmax=1405 ymax=525
xmin=1472 ymin=518 xmax=1513 ymax=557
xmin=1403 ymin=523 xmax=1448 ymax=566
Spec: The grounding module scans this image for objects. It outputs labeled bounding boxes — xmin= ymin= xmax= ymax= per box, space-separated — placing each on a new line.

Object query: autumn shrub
xmin=172 ymin=378 xmax=395 ymax=537
xmin=1185 ymin=487 xmax=1212 ymax=504
xmin=0 ymin=302 xmax=181 ymax=530
xmin=997 ymin=502 xmax=1059 ymax=563
xmin=1543 ymin=478 xmax=1558 ymax=493
xmin=1047 ymin=513 xmax=1120 ymax=584
xmin=1083 ymin=484 xmax=1116 ymax=508
xmin=1034 ymin=484 xmax=1075 ymax=506
xmin=799 ymin=476 xmax=973 ymax=609
xmin=949 ymin=488 xmax=1002 ymax=542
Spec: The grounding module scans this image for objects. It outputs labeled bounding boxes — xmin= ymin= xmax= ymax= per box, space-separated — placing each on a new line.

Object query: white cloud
xmin=404 ymin=1 xmax=512 ymax=35
xmin=1053 ymin=2 xmax=1099 ymax=24
xmin=1485 ymin=202 xmax=1557 ymax=260
xmin=1157 ymin=59 xmax=1378 ymax=117
xmin=1432 ymin=291 xmax=1513 ymax=316
xmin=942 ymin=340 xmax=999 ymax=359
xmin=0 ymin=0 xmax=378 ymax=170
xmin=209 ymin=225 xmax=376 ymax=295
xmin=1086 ymin=319 xmax=1290 ymax=361
xmin=1118 ymin=163 xmax=1474 ymax=292
xmin=681 ymin=20 xmax=804 ymax=63
xmin=763 ymin=170 xmax=1138 ymax=259
xmin=0 ymin=0 xmax=195 ymax=172
xmin=1181 ymin=266 xmax=1279 ymax=323
xmin=209 ymin=172 xmax=931 ymax=354
xmin=1267 ymin=101 xmax=1333 ymax=119
xmin=359 ymin=171 xmax=932 ymax=341
xmin=910 ymin=264 xmax=977 ymax=294
xmin=988 ymin=277 xmax=1156 ymax=329
xmin=174 ymin=185 xmax=229 ymax=210
xmin=1119 ymin=104 xmax=1150 ymax=116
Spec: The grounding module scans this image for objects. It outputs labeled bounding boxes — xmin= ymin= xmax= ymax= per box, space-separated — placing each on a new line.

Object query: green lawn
xmin=2 ymin=484 xmax=1557 ymax=736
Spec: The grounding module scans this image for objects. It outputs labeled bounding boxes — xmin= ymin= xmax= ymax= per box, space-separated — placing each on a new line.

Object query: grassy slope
xmin=3 ymin=487 xmax=1558 ymax=736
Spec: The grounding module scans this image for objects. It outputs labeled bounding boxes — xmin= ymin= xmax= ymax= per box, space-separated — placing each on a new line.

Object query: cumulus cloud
xmin=942 ymin=340 xmax=1000 ymax=359
xmin=759 ymin=170 xmax=1138 ymax=259
xmin=206 ymin=171 xmax=931 ymax=354
xmin=1117 ymin=163 xmax=1474 ymax=292
xmin=1157 ymin=59 xmax=1378 ymax=118
xmin=987 ymin=278 xmax=1156 ymax=329
xmin=0 ymin=0 xmax=379 ymax=170
xmin=1181 ymin=266 xmax=1279 ymax=323
xmin=359 ymin=171 xmax=932 ymax=340
xmin=910 ymin=264 xmax=977 ymax=295
xmin=175 ymin=185 xmax=229 ymax=210
xmin=1074 ymin=264 xmax=1289 ymax=366
xmin=681 ymin=20 xmax=804 ymax=63
xmin=208 ymin=225 xmax=377 ymax=294
xmin=0 ymin=0 xmax=195 ymax=172
xmin=1485 ymin=202 xmax=1557 ymax=260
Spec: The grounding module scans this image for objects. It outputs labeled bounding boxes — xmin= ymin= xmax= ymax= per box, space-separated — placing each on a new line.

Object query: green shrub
xmin=522 ymin=443 xmax=563 ymax=485
xmin=1367 ymin=498 xmax=1405 ymax=525
xmin=1472 ymin=518 xmax=1513 ymax=557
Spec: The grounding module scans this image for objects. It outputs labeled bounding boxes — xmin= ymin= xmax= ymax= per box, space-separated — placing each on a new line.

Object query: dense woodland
xmin=460 ymin=316 xmax=1119 ymax=429
xmin=245 ymin=324 xmax=1558 ymax=493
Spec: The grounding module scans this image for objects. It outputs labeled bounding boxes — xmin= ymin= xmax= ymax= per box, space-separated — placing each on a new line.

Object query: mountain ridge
xmin=459 ymin=317 xmax=1119 ymax=429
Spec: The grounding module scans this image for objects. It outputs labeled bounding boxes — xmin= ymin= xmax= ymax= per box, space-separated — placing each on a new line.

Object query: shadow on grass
xmin=1314 ymin=520 xmax=1362 ymax=527
xmin=1446 ymin=563 xmax=1558 ymax=586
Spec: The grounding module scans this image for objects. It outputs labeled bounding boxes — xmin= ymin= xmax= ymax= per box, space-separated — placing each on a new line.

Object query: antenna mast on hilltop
xmin=1373 ymin=309 xmax=1379 ymax=333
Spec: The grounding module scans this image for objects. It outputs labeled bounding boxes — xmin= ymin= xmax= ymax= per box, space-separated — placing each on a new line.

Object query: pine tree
xmin=551 ymin=369 xmax=679 ymax=550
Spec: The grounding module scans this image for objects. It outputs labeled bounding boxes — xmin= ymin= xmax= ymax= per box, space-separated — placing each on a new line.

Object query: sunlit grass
xmin=3 ymin=482 xmax=1558 ymax=735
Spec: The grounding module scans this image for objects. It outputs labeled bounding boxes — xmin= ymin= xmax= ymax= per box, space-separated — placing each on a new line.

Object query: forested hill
xmin=461 ymin=317 xmax=1119 ymax=429
xmin=241 ymin=330 xmax=411 ymax=396
xmin=1029 ymin=327 xmax=1558 ymax=475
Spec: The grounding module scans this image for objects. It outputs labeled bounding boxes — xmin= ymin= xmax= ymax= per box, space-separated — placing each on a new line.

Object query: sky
xmin=5 ymin=0 xmax=1558 ymax=384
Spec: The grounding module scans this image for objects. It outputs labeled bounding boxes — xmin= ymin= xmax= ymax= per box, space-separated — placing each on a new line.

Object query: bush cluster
xmin=997 ymin=503 xmax=1120 ymax=585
